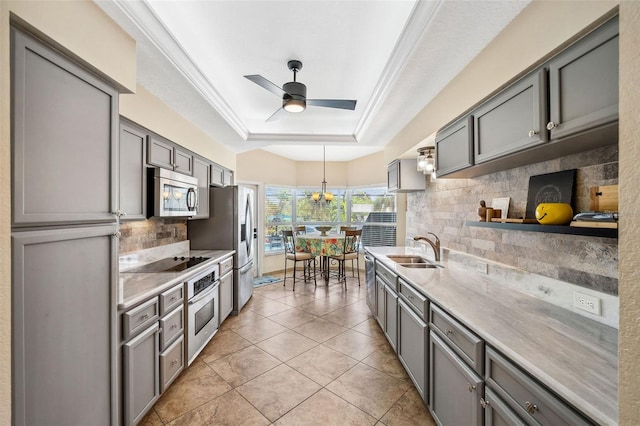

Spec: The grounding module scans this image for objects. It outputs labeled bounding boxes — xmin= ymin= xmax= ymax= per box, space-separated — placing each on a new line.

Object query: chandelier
xmin=312 ymin=146 xmax=333 ymax=203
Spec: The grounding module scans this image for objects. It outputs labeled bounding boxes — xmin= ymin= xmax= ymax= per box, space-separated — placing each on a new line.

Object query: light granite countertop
xmin=366 ymin=246 xmax=618 ymax=425
xmin=118 ymin=249 xmax=235 ymax=311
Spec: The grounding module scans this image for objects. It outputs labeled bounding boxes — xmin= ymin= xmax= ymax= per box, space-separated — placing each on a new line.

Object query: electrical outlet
xmin=573 ymin=291 xmax=601 ymax=315
xmin=476 ymin=261 xmax=488 ymax=274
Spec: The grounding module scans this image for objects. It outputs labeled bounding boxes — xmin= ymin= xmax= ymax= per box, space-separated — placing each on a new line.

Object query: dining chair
xmin=294 ymin=225 xmax=306 ymax=235
xmin=339 ymin=226 xmax=356 ymax=274
xmin=282 ymin=229 xmax=316 ymax=291
xmin=330 ymin=229 xmax=362 ymax=288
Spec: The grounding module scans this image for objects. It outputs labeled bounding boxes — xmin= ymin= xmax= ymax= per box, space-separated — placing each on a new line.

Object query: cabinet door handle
xmin=546 ymin=121 xmax=557 ymax=130
xmin=170 ymin=324 xmax=178 ymax=330
xmin=171 ymin=359 xmax=178 ymax=366
xmin=525 ymin=401 xmax=538 ymax=414
xmin=467 ymin=383 xmax=476 ymax=392
xmin=480 ymin=398 xmax=490 ymax=408
xmin=140 ymin=314 xmax=149 ymax=321
xmin=445 ymin=328 xmax=454 ymax=336
xmin=528 ymin=129 xmax=538 ymax=137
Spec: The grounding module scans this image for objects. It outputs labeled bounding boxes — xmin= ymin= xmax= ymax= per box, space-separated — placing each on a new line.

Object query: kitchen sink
xmin=386 ymin=254 xmax=443 ymax=269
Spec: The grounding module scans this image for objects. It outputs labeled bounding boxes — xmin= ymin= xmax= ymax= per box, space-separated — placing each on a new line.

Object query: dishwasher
xmin=364 ymin=251 xmax=376 ymax=316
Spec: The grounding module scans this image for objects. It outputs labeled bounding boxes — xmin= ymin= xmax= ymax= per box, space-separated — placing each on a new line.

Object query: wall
xmin=407 ymin=145 xmax=618 ymax=294
xmin=618 ymin=0 xmax=640 ymax=422
xmin=386 ymin=1 xmax=619 ymax=162
xmin=120 ymin=85 xmax=236 ymax=170
xmin=119 ymin=218 xmax=188 ymax=254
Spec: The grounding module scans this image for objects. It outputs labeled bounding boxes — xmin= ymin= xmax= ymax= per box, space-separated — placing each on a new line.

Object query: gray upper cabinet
xmin=12 ymin=225 xmax=118 ymax=425
xmin=174 ymin=147 xmax=194 ymax=175
xmin=474 ymin=70 xmax=548 ymax=164
xmin=147 ymin=136 xmax=194 ymax=176
xmin=119 ymin=121 xmax=147 ymax=220
xmin=547 ymin=16 xmax=619 ymax=140
xmin=192 ymin=157 xmax=211 ymax=220
xmin=435 ymin=116 xmax=473 ymax=177
xmin=211 ymin=163 xmax=234 ymax=187
xmin=147 ymin=136 xmax=174 ymax=170
xmin=387 ymin=159 xmax=425 ymax=192
xmin=11 ymin=28 xmax=117 ymax=227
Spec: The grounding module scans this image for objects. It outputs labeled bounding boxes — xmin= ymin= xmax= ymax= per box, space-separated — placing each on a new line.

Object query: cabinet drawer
xmin=123 ymin=297 xmax=159 ymax=341
xmin=375 ymin=261 xmax=397 ymax=289
xmin=398 ymin=278 xmax=428 ymax=318
xmin=486 ymin=347 xmax=590 ymax=426
xmin=159 ymin=305 xmax=184 ymax=351
xmin=429 ymin=303 xmax=483 ymax=374
xmin=160 ymin=336 xmax=184 ymax=393
xmin=160 ymin=285 xmax=184 ymax=315
xmin=219 ymin=256 xmax=233 ymax=276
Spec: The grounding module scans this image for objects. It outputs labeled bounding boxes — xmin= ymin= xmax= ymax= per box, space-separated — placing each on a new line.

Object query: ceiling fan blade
xmin=244 ymin=74 xmax=287 ymax=97
xmin=307 ymin=99 xmax=357 ymax=110
xmin=266 ymin=107 xmax=287 ymax=122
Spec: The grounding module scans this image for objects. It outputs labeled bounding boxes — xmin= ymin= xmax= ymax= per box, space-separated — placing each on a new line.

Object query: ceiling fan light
xmin=284 ymin=98 xmax=306 ymax=113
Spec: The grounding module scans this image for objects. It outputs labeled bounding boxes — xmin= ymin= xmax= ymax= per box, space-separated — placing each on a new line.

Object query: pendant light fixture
xmin=312 ymin=146 xmax=333 ymax=203
xmin=417 ymin=147 xmax=435 ymax=174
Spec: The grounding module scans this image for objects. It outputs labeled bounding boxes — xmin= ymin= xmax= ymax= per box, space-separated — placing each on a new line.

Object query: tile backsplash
xmin=407 ymin=145 xmax=618 ymax=295
xmin=119 ymin=217 xmax=187 ymax=254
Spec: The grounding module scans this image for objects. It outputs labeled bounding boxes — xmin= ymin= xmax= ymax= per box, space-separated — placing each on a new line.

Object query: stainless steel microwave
xmin=151 ymin=168 xmax=199 ymax=217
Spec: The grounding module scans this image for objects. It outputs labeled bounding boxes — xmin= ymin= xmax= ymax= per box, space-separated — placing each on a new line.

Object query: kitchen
xmin=1 ymin=1 xmax=639 ymax=425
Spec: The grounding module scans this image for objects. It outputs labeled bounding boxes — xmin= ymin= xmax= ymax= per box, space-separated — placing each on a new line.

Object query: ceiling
xmin=96 ymin=0 xmax=530 ymax=161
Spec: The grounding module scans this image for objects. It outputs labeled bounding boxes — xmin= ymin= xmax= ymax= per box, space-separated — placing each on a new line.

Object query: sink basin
xmin=386 ymin=255 xmax=427 ymax=264
xmin=400 ymin=263 xmax=440 ymax=268
xmin=386 ymin=254 xmax=443 ymax=269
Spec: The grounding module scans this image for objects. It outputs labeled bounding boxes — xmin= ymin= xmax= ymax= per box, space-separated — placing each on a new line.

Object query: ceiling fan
xmin=244 ymin=60 xmax=357 ymax=122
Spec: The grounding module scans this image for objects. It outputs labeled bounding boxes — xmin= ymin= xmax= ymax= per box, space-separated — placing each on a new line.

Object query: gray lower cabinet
xmin=485 ymin=347 xmax=590 ymax=425
xmin=11 ymin=27 xmax=118 ymax=227
xmin=397 ymin=298 xmax=428 ymax=402
xmin=435 ymin=116 xmax=473 ymax=177
xmin=192 ymin=157 xmax=211 ymax=220
xmin=119 ymin=121 xmax=147 ymax=220
xmin=474 ymin=70 xmax=548 ymax=164
xmin=123 ymin=322 xmax=160 ymax=426
xmin=483 ymin=387 xmax=527 ymax=426
xmin=383 ymin=283 xmax=398 ymax=352
xmin=12 ymin=225 xmax=118 ymax=426
xmin=547 ymin=16 xmax=618 ymax=140
xmin=220 ymin=270 xmax=234 ymax=323
xmin=160 ymin=335 xmax=184 ymax=393
xmin=429 ymin=331 xmax=483 ymax=426
xmin=375 ymin=277 xmax=385 ymax=329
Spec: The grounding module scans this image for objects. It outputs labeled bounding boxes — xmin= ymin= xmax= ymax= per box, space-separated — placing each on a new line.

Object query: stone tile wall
xmin=407 ymin=145 xmax=619 ymax=295
xmin=119 ymin=217 xmax=188 ymax=254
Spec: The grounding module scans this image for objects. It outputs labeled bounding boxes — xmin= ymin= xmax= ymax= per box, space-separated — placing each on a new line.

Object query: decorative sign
xmin=491 ymin=197 xmax=510 ymax=219
xmin=525 ymin=170 xmax=576 ymax=219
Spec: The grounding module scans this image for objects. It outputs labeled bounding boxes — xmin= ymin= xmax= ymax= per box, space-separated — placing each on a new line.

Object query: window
xmin=264 ymin=185 xmax=396 ymax=254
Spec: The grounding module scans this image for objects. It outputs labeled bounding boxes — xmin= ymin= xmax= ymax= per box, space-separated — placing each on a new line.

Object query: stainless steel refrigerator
xmin=188 ymin=185 xmax=256 ymax=314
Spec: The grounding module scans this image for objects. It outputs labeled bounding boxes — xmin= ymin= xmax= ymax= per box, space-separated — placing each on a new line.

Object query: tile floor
xmin=141 ymin=272 xmax=436 ymax=425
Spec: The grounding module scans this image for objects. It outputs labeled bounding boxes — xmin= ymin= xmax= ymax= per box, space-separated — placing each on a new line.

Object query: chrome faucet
xmin=413 ymin=233 xmax=441 ymax=261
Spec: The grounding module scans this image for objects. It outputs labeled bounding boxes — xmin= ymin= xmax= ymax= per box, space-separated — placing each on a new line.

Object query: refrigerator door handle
xmin=239 ymin=261 xmax=254 ymax=274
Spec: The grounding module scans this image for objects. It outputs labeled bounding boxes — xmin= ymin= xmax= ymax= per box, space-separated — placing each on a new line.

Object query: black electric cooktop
xmin=126 ymin=256 xmax=210 ymax=273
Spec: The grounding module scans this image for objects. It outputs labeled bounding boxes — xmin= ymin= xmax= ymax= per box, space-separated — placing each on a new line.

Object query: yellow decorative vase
xmin=535 ymin=203 xmax=573 ymax=225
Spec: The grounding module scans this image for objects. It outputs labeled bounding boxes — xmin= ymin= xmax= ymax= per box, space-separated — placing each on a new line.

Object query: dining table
xmin=295 ymin=233 xmax=345 ymax=284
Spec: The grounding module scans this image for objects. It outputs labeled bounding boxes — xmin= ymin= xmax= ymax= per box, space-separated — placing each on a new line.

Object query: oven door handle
xmin=188 ymin=281 xmax=219 ymax=306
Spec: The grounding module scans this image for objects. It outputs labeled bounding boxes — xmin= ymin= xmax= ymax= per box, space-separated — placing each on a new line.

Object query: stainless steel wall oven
xmin=186 ymin=264 xmax=219 ymax=365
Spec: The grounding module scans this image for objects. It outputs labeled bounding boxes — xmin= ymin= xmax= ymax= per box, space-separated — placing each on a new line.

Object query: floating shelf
xmin=465 ymin=221 xmax=618 ymax=238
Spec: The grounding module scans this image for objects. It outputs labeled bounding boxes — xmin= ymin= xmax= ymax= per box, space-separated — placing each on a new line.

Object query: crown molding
xmin=112 ymin=0 xmax=249 ymax=140
xmin=247 ymin=133 xmax=357 ymax=144
xmin=353 ymin=0 xmax=443 ymax=141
